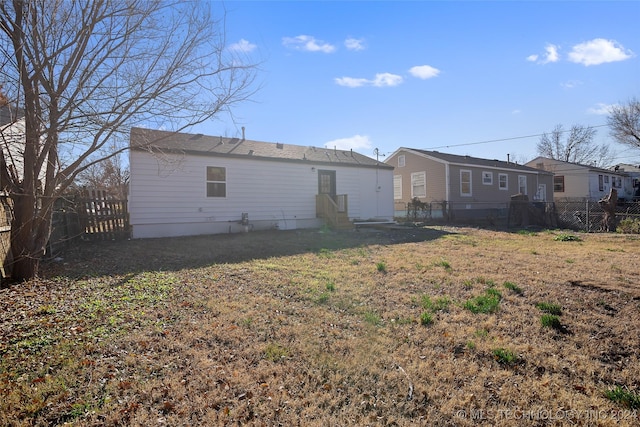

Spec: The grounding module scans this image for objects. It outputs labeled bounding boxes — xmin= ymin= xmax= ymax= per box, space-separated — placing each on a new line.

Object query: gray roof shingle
xmin=130 ymin=127 xmax=392 ymax=169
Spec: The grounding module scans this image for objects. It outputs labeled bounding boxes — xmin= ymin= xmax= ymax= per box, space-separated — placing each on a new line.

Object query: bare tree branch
xmin=536 ymin=124 xmax=613 ymax=167
xmin=0 ymin=0 xmax=259 ymax=280
xmin=608 ymin=98 xmax=640 ymax=149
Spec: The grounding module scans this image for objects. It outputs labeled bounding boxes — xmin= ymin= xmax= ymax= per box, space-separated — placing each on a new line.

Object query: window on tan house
xmin=460 ymin=170 xmax=472 ymax=196
xmin=553 ymin=175 xmax=565 ymax=192
xmin=411 ymin=171 xmax=426 ymax=198
xmin=498 ymin=173 xmax=508 ymax=190
xmin=397 ymin=155 xmax=406 ymax=168
xmin=206 ymin=166 xmax=226 ymax=197
xmin=393 ymin=175 xmax=402 ymax=200
xmin=518 ymin=175 xmax=527 ymax=195
xmin=482 ymin=171 xmax=493 ymax=185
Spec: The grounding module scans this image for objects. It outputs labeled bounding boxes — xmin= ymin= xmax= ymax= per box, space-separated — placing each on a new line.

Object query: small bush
xmin=535 ymin=302 xmax=562 ymax=316
xmin=604 ymin=386 xmax=640 ymax=409
xmin=617 ymin=218 xmax=640 ymax=234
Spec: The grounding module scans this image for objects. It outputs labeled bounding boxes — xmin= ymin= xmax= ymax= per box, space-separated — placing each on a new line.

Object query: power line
xmin=421 ymin=124 xmax=610 ymax=151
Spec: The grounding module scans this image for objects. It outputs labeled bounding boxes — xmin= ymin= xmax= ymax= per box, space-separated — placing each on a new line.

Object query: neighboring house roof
xmin=392 ymin=147 xmax=552 ymax=175
xmin=528 ymin=156 xmax=629 ymax=176
xmin=614 ymin=163 xmax=640 ymax=174
xmin=130 ymin=127 xmax=392 ymax=169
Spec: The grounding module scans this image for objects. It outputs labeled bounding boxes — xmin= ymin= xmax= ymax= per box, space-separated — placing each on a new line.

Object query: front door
xmin=318 ymin=170 xmax=336 ymax=200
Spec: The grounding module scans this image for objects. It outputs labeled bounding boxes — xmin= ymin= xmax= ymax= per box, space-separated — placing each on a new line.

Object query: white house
xmin=128 ymin=127 xmax=394 ymax=238
xmin=526 ymin=157 xmax=635 ymax=201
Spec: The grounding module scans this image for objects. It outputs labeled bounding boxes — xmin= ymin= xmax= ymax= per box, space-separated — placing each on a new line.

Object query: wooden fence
xmin=75 ymin=189 xmax=130 ymax=241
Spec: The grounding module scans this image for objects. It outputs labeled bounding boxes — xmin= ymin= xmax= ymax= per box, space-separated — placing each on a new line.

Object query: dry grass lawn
xmin=1 ymin=225 xmax=639 ymax=426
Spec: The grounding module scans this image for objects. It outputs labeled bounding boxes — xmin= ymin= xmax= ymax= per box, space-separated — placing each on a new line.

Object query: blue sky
xmin=196 ymin=1 xmax=640 ymax=165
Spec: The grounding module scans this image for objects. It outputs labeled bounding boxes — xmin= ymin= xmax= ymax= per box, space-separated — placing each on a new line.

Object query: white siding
xmin=129 ymin=150 xmax=393 ymax=238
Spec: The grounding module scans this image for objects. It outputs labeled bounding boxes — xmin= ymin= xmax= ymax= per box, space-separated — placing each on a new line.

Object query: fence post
xmin=586 ymin=199 xmax=590 ymax=232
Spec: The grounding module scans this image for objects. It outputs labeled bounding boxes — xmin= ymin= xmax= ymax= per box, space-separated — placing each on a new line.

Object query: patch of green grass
xmin=376 ymin=262 xmax=387 ymax=273
xmin=466 ymin=341 xmax=476 ymax=350
xmin=565 ymin=259 xmax=575 ymax=264
xmin=315 ymin=293 xmax=330 ymax=305
xmin=604 ymin=386 xmax=640 ymax=409
xmin=503 ymin=281 xmax=523 ymax=295
xmin=540 ymin=314 xmax=562 ymax=330
xmin=516 ymin=229 xmax=537 ymax=236
xmin=36 ymin=305 xmax=57 ymax=315
xmin=363 ymin=310 xmax=381 ymax=326
xmin=265 ymin=343 xmax=289 ymax=362
xmin=493 ymin=347 xmax=519 ymax=365
xmin=554 ymin=233 xmax=582 ymax=242
xmin=434 ymin=259 xmax=452 ymax=271
xmin=464 ymin=289 xmax=502 ymax=314
xmin=535 ymin=302 xmax=562 ymax=316
xmin=462 ymin=279 xmax=473 ymax=289
xmin=317 ymin=248 xmax=334 ymax=258
xmin=421 ymin=295 xmax=451 ymax=312
xmin=325 ymin=281 xmax=336 ymax=292
xmin=474 ymin=328 xmax=489 ymax=338
xmin=419 ymin=312 xmax=433 ymax=326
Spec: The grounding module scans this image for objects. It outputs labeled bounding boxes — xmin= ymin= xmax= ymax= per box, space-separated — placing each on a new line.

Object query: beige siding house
xmin=526 ymin=157 xmax=635 ymax=202
xmin=386 ymin=148 xmax=553 ymax=218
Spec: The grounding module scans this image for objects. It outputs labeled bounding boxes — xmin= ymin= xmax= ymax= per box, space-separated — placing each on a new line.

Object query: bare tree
xmin=537 ymin=124 xmax=613 ymax=167
xmin=73 ymin=155 xmax=130 ymax=200
xmin=0 ymin=0 xmax=258 ymax=281
xmin=608 ymin=98 xmax=640 ymax=150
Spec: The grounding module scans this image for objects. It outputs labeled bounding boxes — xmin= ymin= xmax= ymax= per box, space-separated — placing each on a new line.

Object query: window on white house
xmin=598 ymin=175 xmax=604 ymax=191
xmin=554 ymin=176 xmax=565 ymax=192
xmin=518 ymin=175 xmax=527 ymax=195
xmin=398 ymin=155 xmax=406 ymax=168
xmin=460 ymin=170 xmax=472 ymax=196
xmin=206 ymin=166 xmax=226 ymax=197
xmin=393 ymin=175 xmax=402 ymax=200
xmin=498 ymin=174 xmax=508 ymax=190
xmin=482 ymin=171 xmax=493 ymax=185
xmin=411 ymin=172 xmax=426 ymax=198
xmin=613 ymin=176 xmax=622 ymax=188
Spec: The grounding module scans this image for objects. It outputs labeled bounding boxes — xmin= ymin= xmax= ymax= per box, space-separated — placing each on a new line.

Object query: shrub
xmin=617 ymin=218 xmax=640 ymax=234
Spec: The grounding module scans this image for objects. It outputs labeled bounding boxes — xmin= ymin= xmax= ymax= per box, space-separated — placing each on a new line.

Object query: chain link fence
xmin=398 ymin=198 xmax=640 ymax=232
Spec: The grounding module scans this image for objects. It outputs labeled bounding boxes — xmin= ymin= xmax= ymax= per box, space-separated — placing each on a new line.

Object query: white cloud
xmin=408 ymin=65 xmax=440 ymax=79
xmin=344 ymin=37 xmax=365 ymax=51
xmin=324 ymin=135 xmax=373 ymax=152
xmin=587 ymin=103 xmax=616 ymax=115
xmin=335 ymin=73 xmax=403 ymax=88
xmin=282 ymin=35 xmax=336 ymax=53
xmin=334 ymin=77 xmax=369 ymax=88
xmin=228 ymin=39 xmax=257 ymax=53
xmin=568 ymin=38 xmax=633 ymax=66
xmin=561 ymin=80 xmax=583 ymax=89
xmin=372 ymin=73 xmax=403 ymax=87
xmin=511 ymin=109 xmax=521 ymax=115
xmin=527 ymin=44 xmax=559 ymax=64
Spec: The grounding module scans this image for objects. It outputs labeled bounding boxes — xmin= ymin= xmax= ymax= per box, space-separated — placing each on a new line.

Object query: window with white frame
xmin=460 ymin=170 xmax=472 ymax=196
xmin=518 ymin=175 xmax=527 ymax=195
xmin=206 ymin=166 xmax=226 ymax=197
xmin=498 ymin=174 xmax=508 ymax=190
xmin=393 ymin=175 xmax=403 ymax=200
xmin=397 ymin=155 xmax=406 ymax=168
xmin=411 ymin=171 xmax=426 ymax=198
xmin=482 ymin=171 xmax=493 ymax=185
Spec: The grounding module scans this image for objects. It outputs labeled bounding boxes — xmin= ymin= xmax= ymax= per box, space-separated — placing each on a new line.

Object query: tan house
xmin=526 ymin=157 xmax=636 ymax=202
xmin=386 ymin=148 xmax=553 ymax=218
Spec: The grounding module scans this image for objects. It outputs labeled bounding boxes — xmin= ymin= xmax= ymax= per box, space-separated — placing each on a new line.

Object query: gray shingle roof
xmin=405 ymin=148 xmax=551 ymax=174
xmin=130 ymin=127 xmax=391 ymax=169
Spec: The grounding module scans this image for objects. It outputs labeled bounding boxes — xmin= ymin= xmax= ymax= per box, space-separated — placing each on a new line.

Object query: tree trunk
xmin=8 ymin=193 xmax=48 ymax=281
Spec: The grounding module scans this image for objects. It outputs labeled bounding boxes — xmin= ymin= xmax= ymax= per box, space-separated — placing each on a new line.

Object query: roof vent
xmin=276 ymin=143 xmax=284 ymax=149
xmin=248 ymin=150 xmax=254 ymax=156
